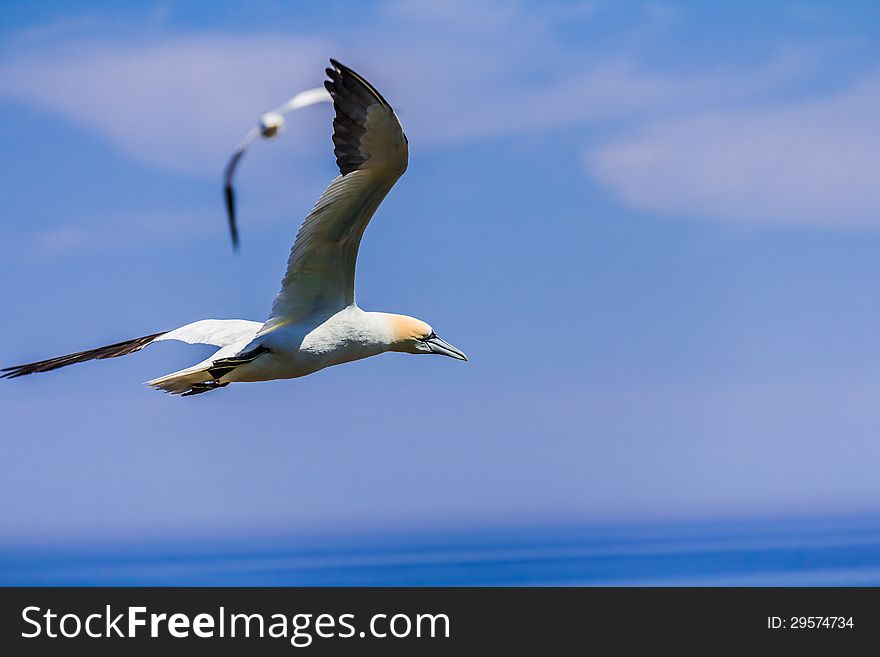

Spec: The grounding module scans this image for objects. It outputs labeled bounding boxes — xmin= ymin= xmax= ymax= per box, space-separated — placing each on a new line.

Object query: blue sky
xmin=2 ymin=0 xmax=880 ymax=547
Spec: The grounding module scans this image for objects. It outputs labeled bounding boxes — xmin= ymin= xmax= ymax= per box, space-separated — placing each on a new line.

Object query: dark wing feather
xmin=324 ymin=58 xmax=406 ymax=176
xmin=223 ymin=137 xmax=254 ymax=251
xmin=1 ymin=332 xmax=166 ymax=378
xmin=222 ymin=126 xmax=262 ymax=250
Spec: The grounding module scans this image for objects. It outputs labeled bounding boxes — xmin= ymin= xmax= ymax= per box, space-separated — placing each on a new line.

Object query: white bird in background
xmin=2 ymin=59 xmax=467 ymax=395
xmin=223 ymin=85 xmax=332 ymax=249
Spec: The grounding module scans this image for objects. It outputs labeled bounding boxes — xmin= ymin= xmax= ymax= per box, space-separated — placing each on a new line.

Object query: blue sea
xmin=2 ymin=516 xmax=880 ymax=586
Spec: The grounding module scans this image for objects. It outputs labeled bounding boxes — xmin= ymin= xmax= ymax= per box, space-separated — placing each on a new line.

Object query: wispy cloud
xmin=586 ymin=80 xmax=880 ymax=228
xmin=1 ymin=1 xmax=873 ymax=232
xmin=0 ymin=34 xmax=331 ymax=175
xmin=16 ymin=210 xmax=211 ymax=261
xmin=38 ymin=226 xmax=87 ymax=254
xmin=0 ymin=3 xmax=801 ymax=175
xmin=369 ymin=2 xmax=809 ymax=145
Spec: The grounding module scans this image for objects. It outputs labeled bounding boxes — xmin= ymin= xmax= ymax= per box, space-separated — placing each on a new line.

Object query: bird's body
xmin=216 ymin=309 xmax=422 ymax=383
xmin=3 ymin=60 xmax=467 ymax=395
xmin=242 ymin=307 xmax=389 ymax=381
xmin=149 ymin=308 xmax=419 ymax=395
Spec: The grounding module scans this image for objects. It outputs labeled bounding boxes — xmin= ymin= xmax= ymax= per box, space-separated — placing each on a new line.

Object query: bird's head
xmin=385 ymin=314 xmax=467 ymax=361
xmin=259 ymin=113 xmax=285 ymax=138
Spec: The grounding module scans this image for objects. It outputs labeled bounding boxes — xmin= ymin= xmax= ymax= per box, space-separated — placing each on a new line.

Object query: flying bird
xmin=224 ymin=86 xmax=332 ymax=249
xmin=2 ymin=59 xmax=467 ymax=395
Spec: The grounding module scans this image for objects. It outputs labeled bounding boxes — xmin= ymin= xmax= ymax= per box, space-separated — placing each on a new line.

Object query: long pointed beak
xmin=426 ymin=335 xmax=468 ymax=361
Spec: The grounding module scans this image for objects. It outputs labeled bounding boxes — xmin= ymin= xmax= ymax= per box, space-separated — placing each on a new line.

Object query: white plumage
xmin=2 ymin=59 xmax=466 ymax=396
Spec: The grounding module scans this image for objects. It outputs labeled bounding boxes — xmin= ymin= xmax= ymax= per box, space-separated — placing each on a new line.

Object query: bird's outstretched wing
xmin=271 ymin=86 xmax=332 ymax=116
xmin=262 ymin=59 xmax=408 ymax=332
xmin=223 ymin=87 xmax=332 ymax=250
xmin=0 ymin=320 xmax=262 ymax=378
xmin=223 ymin=127 xmax=259 ymax=250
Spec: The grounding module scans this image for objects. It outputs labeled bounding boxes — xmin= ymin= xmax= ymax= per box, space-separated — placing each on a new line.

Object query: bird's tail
xmin=146 ymin=366 xmax=218 ymax=396
xmin=147 ymin=344 xmax=270 ymax=396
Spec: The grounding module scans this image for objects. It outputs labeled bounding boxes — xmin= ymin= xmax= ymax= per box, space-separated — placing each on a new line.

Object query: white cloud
xmin=586 ymin=81 xmax=880 ymax=228
xmin=370 ymin=2 xmax=809 ymax=146
xmin=0 ymin=35 xmax=331 ymax=175
xmin=0 ymin=2 xmax=863 ymax=234
xmin=411 ymin=58 xmax=803 ymax=145
xmin=0 ymin=3 xmax=801 ymax=177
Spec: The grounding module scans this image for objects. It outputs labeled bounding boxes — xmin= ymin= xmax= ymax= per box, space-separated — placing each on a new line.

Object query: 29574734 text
xmin=767 ymin=616 xmax=854 ymax=630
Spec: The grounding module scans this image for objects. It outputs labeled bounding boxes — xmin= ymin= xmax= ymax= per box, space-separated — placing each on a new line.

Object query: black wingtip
xmin=224 ymin=184 xmax=240 ymax=251
xmin=326 ymin=57 xmax=392 ymax=109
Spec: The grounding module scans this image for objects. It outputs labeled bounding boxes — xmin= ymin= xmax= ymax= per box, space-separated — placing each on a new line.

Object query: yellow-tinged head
xmin=384 ymin=313 xmax=467 ymax=361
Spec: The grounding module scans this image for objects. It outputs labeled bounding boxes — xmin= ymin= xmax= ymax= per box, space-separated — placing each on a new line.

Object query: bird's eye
xmin=426 ymin=331 xmax=437 ymax=341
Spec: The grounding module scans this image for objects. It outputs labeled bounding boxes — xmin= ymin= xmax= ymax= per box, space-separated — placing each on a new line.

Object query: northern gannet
xmin=2 ymin=59 xmax=467 ymax=395
xmin=223 ymin=86 xmax=332 ymax=249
